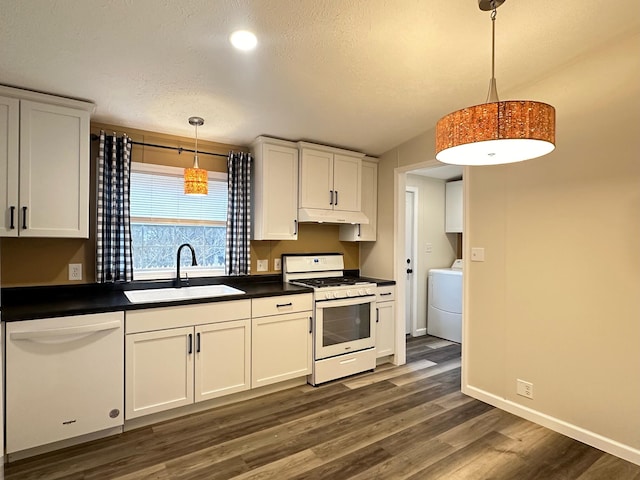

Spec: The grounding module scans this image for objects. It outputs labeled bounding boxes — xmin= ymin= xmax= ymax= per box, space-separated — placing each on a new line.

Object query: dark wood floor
xmin=5 ymin=336 xmax=640 ymax=479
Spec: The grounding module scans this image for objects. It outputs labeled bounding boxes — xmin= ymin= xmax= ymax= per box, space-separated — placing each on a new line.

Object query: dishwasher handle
xmin=10 ymin=320 xmax=121 ymax=341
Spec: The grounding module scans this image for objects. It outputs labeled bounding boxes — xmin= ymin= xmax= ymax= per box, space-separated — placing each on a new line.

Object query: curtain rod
xmin=90 ymin=133 xmax=229 ymax=158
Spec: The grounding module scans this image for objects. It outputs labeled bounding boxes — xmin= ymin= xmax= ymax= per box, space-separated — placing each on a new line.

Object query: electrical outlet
xmin=517 ymin=379 xmax=533 ymax=399
xmin=256 ymin=259 xmax=268 ymax=272
xmin=68 ymin=263 xmax=83 ymax=281
xmin=274 ymin=258 xmax=281 ymax=271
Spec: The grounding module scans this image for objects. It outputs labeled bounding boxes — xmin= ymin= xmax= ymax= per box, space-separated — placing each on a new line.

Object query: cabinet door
xmin=0 ymin=96 xmax=19 ymax=237
xmin=299 ymin=148 xmax=333 ymax=209
xmin=340 ymin=159 xmax=377 ymax=241
xmin=376 ymin=301 xmax=396 ymax=358
xmin=195 ymin=319 xmax=251 ymax=402
xmin=19 ymin=100 xmax=89 ymax=237
xmin=332 ymin=154 xmax=361 ymax=213
xmin=445 ymin=180 xmax=463 ymax=233
xmin=252 ymin=311 xmax=312 ymax=388
xmin=253 ymin=142 xmax=298 ymax=240
xmin=125 ymin=327 xmax=194 ymax=419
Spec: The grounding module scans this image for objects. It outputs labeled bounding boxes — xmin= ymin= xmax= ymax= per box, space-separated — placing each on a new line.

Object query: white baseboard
xmin=462 ymin=384 xmax=640 ymax=466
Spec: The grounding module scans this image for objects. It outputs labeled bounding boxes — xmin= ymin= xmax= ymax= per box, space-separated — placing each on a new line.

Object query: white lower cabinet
xmin=125 ymin=327 xmax=195 ymax=419
xmin=251 ymin=294 xmax=313 ymax=388
xmin=376 ymin=286 xmax=396 ymax=358
xmin=125 ymin=301 xmax=251 ymax=420
xmin=195 ymin=319 xmax=251 ymax=402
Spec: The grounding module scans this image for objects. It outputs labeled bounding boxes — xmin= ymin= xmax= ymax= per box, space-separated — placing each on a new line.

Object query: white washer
xmin=427 ymin=260 xmax=462 ymax=343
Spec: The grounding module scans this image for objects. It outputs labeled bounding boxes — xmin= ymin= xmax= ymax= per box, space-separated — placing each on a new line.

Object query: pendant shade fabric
xmin=435 ymin=100 xmax=556 ymax=165
xmin=184 ymin=163 xmax=208 ymax=195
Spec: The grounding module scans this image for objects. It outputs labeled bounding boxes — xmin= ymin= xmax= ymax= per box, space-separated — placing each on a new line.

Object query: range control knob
xmin=366 ymin=288 xmax=374 ymax=295
xmin=325 ymin=292 xmax=334 ymax=300
xmin=346 ymin=290 xmax=354 ymax=297
xmin=334 ymin=291 xmax=345 ymax=299
xmin=358 ymin=289 xmax=366 ymax=296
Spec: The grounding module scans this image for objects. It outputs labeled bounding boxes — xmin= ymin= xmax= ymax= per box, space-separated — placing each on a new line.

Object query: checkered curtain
xmin=96 ymin=131 xmax=133 ymax=282
xmin=226 ymin=151 xmax=252 ymax=275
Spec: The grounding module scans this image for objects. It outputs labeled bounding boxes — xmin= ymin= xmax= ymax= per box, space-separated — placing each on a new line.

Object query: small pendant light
xmin=435 ymin=0 xmax=556 ymax=166
xmin=184 ymin=116 xmax=208 ymax=195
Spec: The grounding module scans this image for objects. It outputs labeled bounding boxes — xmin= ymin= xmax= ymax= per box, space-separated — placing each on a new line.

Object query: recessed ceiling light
xmin=230 ymin=30 xmax=257 ymax=51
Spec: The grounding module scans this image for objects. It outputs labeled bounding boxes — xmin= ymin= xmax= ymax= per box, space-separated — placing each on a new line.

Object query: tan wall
xmin=406 ymin=174 xmax=458 ymax=332
xmin=466 ymin=31 xmax=640 ymax=449
xmin=0 ymin=123 xmax=358 ymax=286
xmin=368 ymin=31 xmax=640 ymax=453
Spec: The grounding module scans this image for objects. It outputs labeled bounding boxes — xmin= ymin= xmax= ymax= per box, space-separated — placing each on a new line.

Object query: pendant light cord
xmin=193 ymin=122 xmax=200 ymax=169
xmin=486 ymin=5 xmax=500 ymax=103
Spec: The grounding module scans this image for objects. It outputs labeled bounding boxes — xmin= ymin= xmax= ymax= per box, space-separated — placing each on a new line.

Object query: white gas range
xmin=282 ymin=253 xmax=377 ymax=385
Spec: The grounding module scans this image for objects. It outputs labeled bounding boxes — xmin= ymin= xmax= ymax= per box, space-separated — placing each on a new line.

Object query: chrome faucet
xmin=175 ymin=243 xmax=198 ymax=288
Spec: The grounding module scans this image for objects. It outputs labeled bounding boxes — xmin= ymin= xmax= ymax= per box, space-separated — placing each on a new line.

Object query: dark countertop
xmin=1 ymin=273 xmax=395 ymax=322
xmin=0 ymin=276 xmax=311 ymax=322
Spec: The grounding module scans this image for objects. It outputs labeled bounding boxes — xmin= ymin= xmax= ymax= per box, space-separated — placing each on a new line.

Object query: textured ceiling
xmin=1 ymin=0 xmax=638 ymax=156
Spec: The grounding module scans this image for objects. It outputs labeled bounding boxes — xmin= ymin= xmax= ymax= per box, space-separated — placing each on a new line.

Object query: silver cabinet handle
xmin=294 ymin=219 xmax=298 ymax=235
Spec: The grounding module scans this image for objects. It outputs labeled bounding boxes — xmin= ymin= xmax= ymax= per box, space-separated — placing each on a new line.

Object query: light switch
xmin=471 ymin=247 xmax=485 ymax=262
xmin=425 ymin=243 xmax=433 ymax=253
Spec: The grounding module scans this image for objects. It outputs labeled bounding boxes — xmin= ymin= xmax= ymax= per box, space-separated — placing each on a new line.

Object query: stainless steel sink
xmin=124 ymin=284 xmax=245 ymax=304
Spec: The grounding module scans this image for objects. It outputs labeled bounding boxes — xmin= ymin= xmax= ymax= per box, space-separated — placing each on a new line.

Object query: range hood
xmin=298 ymin=208 xmax=369 ymax=224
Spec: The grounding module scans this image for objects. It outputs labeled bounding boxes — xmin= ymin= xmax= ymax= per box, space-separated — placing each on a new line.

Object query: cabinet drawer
xmin=376 ymin=286 xmax=395 ymax=302
xmin=313 ymin=348 xmax=376 ymax=385
xmin=251 ymin=294 xmax=313 ymax=318
xmin=126 ymin=300 xmax=251 ymax=334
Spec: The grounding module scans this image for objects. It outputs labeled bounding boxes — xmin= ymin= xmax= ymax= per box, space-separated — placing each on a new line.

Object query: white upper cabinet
xmin=445 ymin=179 xmax=463 ymax=233
xmin=298 ymin=142 xmax=367 ymax=224
xmin=340 ymin=157 xmax=378 ymax=241
xmin=252 ymin=136 xmax=299 ymax=240
xmin=0 ymin=86 xmax=93 ymax=238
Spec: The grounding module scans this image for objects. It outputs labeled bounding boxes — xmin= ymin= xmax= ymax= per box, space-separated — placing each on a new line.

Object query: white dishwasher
xmin=6 ymin=311 xmax=124 ymax=455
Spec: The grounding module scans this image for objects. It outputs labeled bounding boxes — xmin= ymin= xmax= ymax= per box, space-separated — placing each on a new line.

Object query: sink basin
xmin=124 ymin=284 xmax=245 ymax=304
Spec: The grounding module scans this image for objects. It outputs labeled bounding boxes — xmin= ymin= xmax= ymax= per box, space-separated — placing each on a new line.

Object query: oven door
xmin=314 ymin=296 xmax=376 ymax=360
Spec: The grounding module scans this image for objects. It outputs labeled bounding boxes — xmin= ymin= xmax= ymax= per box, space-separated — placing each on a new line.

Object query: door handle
xmin=376 ymin=308 xmax=379 ymax=323
xmin=309 ymin=316 xmax=312 ymax=334
xmin=329 ymin=190 xmax=334 ymax=205
xmin=294 ymin=219 xmax=298 ymax=235
xmin=196 ymin=332 xmax=201 ymax=353
xmin=334 ymin=190 xmax=338 ymax=206
xmin=22 ymin=206 xmax=27 ymax=229
xmin=188 ymin=333 xmax=193 ymax=354
xmin=9 ymin=206 xmax=15 ymax=229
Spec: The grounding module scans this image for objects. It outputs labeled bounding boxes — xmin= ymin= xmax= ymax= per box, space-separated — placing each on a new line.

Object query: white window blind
xmin=130 ymin=165 xmax=227 ymax=223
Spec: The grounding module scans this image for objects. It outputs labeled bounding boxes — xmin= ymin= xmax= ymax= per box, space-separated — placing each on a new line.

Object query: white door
xmin=195 ymin=319 xmax=251 ymax=402
xmin=332 ymin=154 xmax=361 ymax=212
xmin=125 ymin=326 xmax=194 ymax=419
xmin=252 ymin=311 xmax=312 ymax=388
xmin=19 ymin=100 xmax=89 ymax=237
xmin=405 ymin=188 xmax=417 ymax=335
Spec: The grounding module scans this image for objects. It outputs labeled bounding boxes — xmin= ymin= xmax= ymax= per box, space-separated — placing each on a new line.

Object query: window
xmin=130 ymin=162 xmax=227 ymax=280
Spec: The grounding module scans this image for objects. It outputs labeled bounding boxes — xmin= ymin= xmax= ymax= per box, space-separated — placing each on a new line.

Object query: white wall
xmin=369 ymin=30 xmax=640 ymax=463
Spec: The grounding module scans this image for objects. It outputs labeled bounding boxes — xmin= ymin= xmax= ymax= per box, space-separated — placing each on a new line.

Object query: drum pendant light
xmin=184 ymin=116 xmax=208 ymax=195
xmin=435 ymin=0 xmax=555 ymax=166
